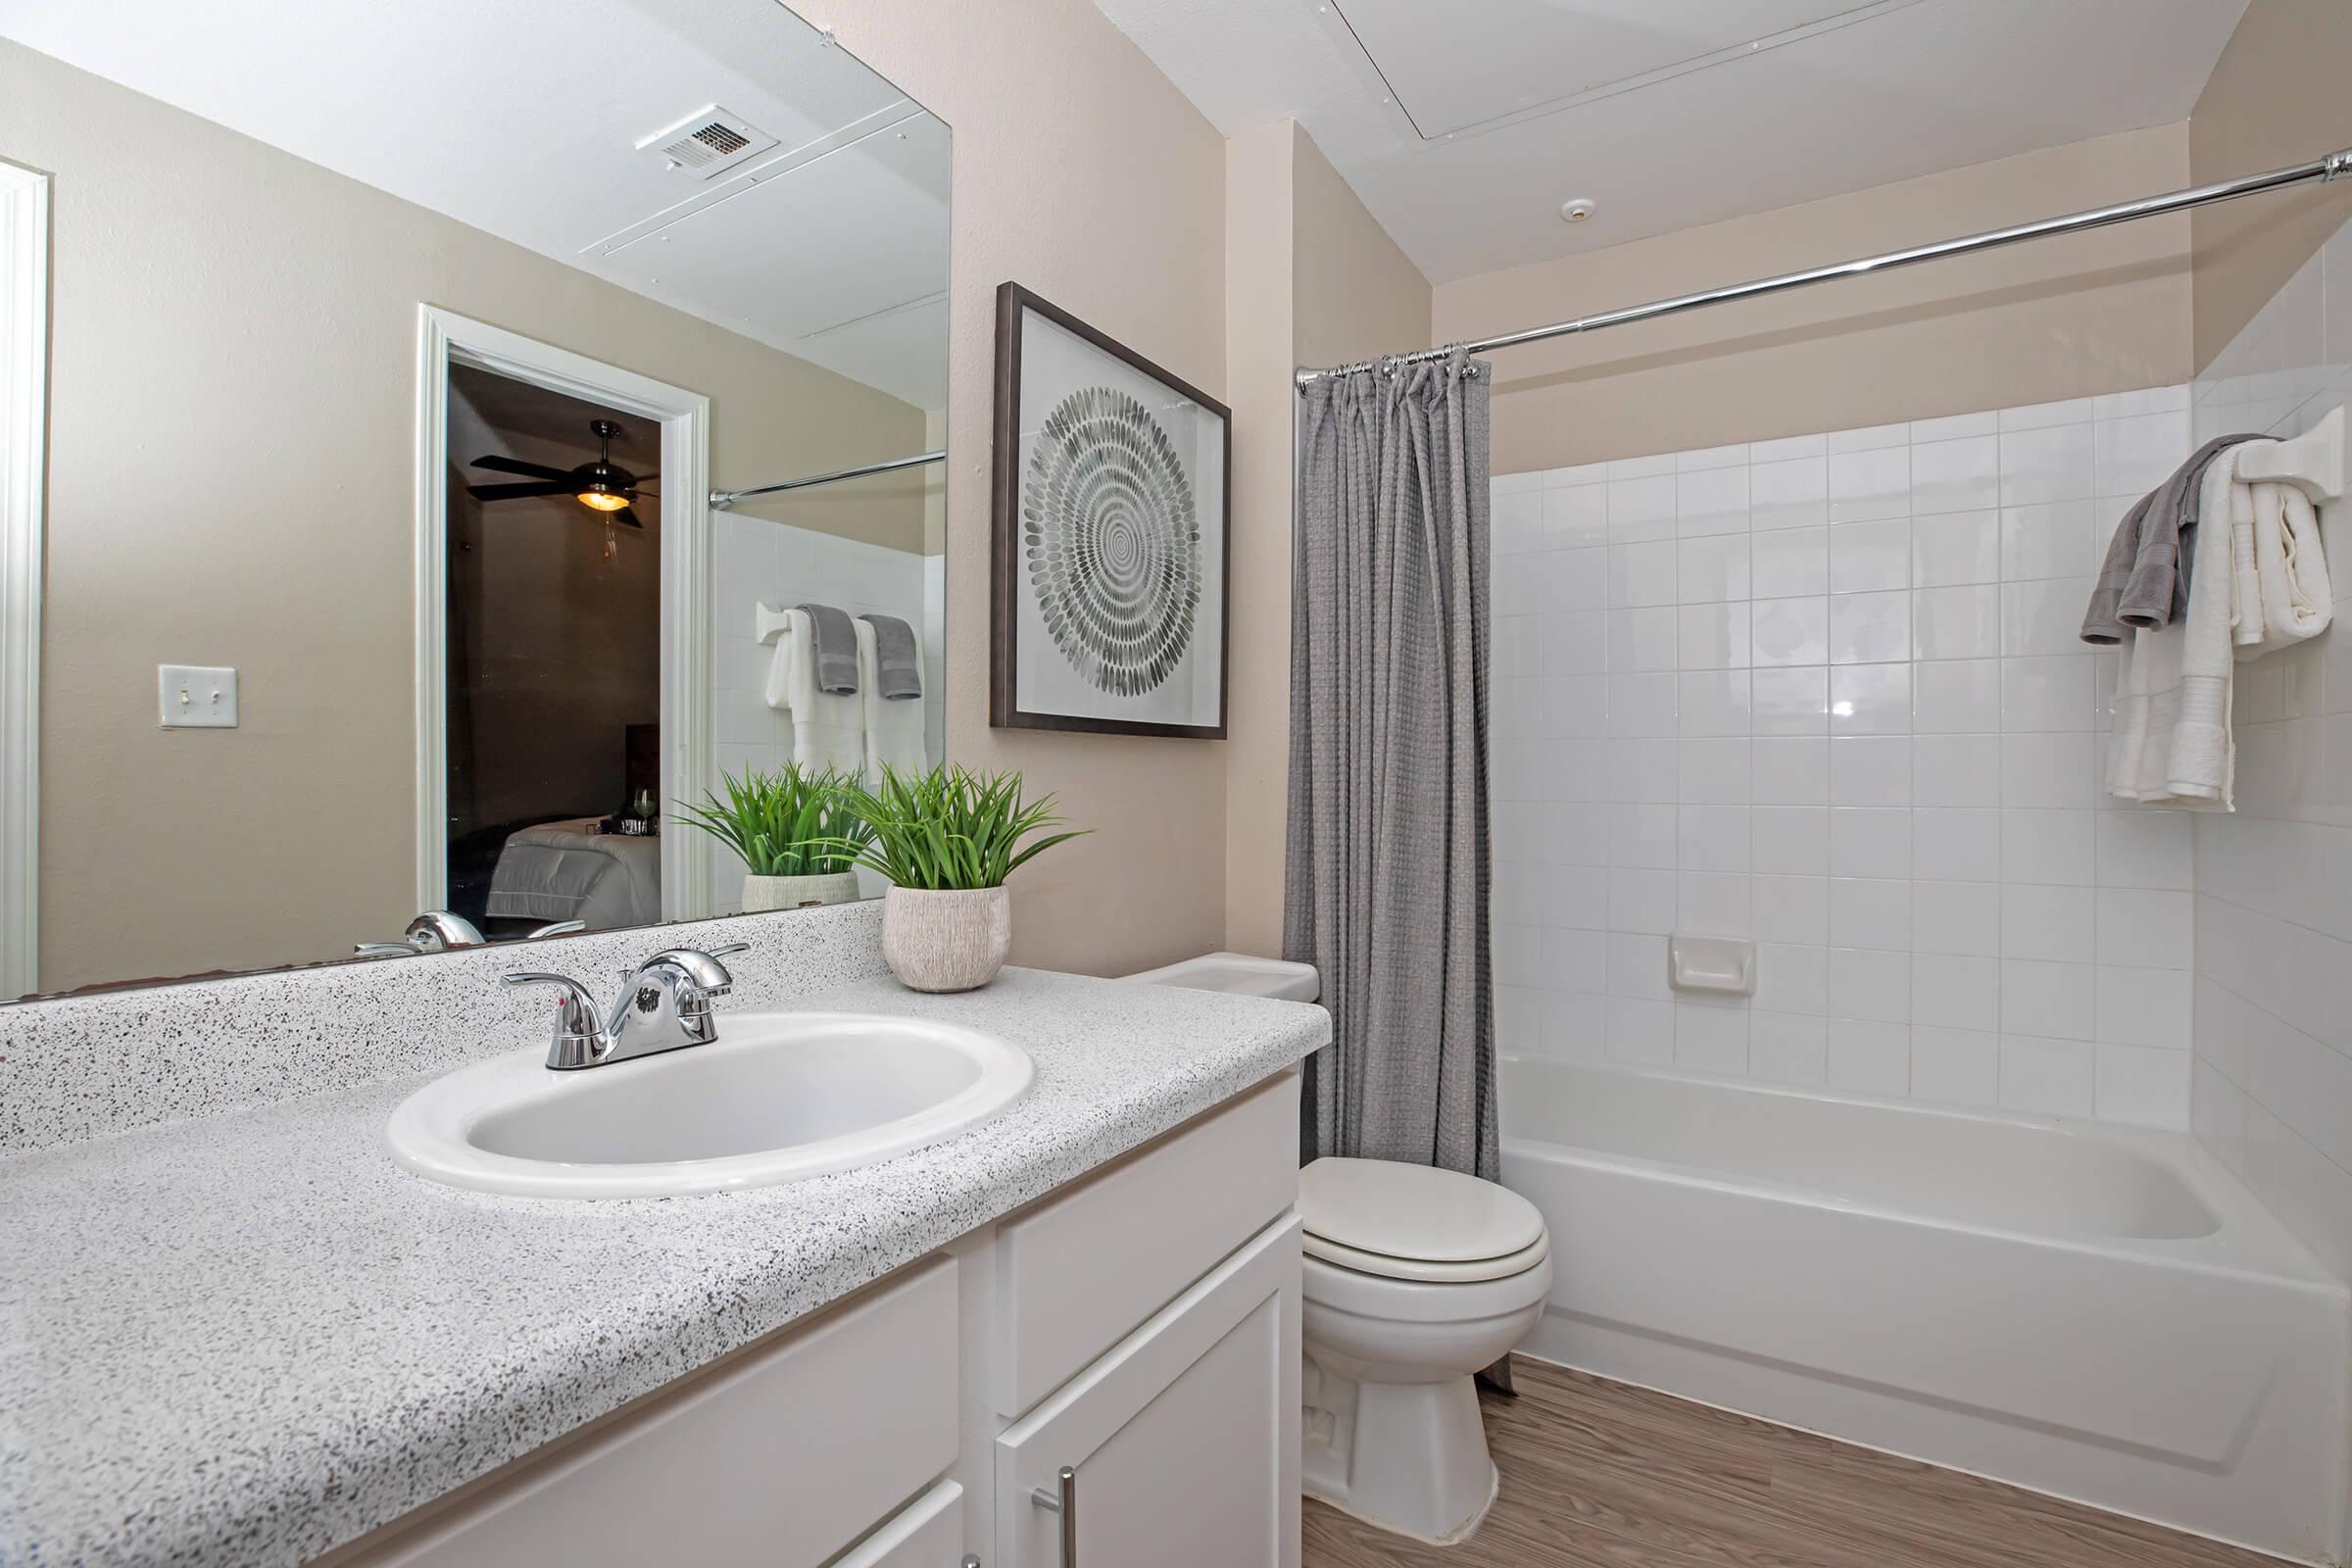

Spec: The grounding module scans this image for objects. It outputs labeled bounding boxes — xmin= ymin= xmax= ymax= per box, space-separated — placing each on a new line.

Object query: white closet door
xmin=993 ymin=1216 xmax=1300 ymax=1568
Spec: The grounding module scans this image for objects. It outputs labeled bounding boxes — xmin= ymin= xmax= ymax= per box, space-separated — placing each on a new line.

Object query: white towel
xmin=2108 ymin=453 xmax=2239 ymax=809
xmin=762 ymin=608 xmax=865 ymax=773
xmin=855 ymin=616 xmax=928 ymax=781
xmin=2229 ymin=472 xmax=2263 ymax=651
xmin=2233 ymin=478 xmax=2332 ymax=657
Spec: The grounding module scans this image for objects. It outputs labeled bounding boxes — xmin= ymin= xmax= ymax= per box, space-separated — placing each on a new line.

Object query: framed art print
xmin=991 ymin=282 xmax=1230 ymax=738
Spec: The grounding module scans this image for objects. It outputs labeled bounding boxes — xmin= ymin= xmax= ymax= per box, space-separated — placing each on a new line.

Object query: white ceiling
xmin=1092 ymin=0 xmax=2249 ymax=284
xmin=0 ymin=0 xmax=951 ymax=407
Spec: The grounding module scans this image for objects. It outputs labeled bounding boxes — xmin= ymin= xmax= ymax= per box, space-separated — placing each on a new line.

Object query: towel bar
xmin=2235 ymin=405 xmax=2344 ymax=503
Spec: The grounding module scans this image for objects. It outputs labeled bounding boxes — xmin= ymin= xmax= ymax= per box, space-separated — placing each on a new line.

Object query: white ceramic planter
xmin=743 ymin=870 xmax=862 ymax=911
xmin=880 ymin=885 xmax=1011 ymax=993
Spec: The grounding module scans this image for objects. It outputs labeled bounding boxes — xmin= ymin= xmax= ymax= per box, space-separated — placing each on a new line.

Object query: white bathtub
xmin=1500 ymin=1057 xmax=2351 ymax=1564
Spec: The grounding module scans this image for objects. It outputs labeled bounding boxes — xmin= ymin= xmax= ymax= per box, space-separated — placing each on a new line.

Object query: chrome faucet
xmin=502 ymin=943 xmax=748 ymax=1070
xmin=356 ymin=911 xmax=585 ymax=958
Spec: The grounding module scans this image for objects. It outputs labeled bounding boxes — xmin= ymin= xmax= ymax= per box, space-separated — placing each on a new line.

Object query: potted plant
xmin=829 ymin=764 xmax=1087 ymax=992
xmin=678 ymin=766 xmax=872 ymax=912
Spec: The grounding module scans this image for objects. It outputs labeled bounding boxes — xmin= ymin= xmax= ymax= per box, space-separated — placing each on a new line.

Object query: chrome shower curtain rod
xmin=1296 ymin=146 xmax=2352 ymax=389
xmin=709 ymin=448 xmax=945 ymax=511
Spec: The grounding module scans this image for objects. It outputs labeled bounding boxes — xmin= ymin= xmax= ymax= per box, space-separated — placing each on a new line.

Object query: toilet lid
xmin=1298 ymin=1157 xmax=1547 ymax=1272
xmin=1304 ymin=1229 xmax=1550 ymax=1285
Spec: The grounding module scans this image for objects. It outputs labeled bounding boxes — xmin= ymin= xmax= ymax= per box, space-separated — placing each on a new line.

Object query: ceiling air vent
xmin=637 ymin=106 xmax=778 ymax=180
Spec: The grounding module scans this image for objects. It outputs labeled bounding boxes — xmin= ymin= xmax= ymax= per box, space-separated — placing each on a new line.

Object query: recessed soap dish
xmin=1668 ymin=934 xmax=1755 ymax=997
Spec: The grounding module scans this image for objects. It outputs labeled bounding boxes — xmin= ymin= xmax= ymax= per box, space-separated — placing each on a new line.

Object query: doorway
xmin=443 ymin=368 xmax=664 ymax=933
xmin=415 ymin=307 xmax=711 ymax=926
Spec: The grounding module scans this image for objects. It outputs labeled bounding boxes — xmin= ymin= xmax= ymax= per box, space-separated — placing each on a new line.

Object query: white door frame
xmin=0 ymin=162 xmax=48 ymax=999
xmin=414 ymin=306 xmax=711 ymax=924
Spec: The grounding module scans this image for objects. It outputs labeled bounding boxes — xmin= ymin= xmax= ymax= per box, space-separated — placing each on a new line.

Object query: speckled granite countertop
xmin=0 ymin=968 xmax=1328 ymax=1568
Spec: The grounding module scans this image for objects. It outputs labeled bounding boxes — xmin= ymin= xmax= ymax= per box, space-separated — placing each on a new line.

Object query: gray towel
xmin=2081 ymin=434 xmax=2262 ymax=644
xmin=859 ymin=613 xmax=923 ymax=699
xmin=796 ymin=603 xmax=859 ymax=694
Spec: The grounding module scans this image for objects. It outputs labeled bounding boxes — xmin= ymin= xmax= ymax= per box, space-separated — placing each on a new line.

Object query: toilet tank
xmin=1122 ymin=952 xmax=1321 ymax=1004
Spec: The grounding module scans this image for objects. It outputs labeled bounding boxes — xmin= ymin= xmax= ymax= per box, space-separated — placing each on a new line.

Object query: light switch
xmin=158 ymin=665 xmax=238 ymax=728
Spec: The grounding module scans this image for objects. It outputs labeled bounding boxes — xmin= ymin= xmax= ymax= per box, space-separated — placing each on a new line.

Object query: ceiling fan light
xmin=576 ymin=488 xmax=630 ymax=512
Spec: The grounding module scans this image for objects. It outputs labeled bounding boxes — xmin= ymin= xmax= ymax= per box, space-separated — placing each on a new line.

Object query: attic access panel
xmin=1326 ymin=0 xmax=1919 ymax=141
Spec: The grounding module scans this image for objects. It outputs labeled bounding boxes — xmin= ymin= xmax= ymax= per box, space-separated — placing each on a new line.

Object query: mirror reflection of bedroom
xmin=444 ymin=368 xmax=662 ymax=938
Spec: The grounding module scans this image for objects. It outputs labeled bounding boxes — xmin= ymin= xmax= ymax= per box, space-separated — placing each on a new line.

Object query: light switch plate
xmin=158 ymin=665 xmax=238 ymax=728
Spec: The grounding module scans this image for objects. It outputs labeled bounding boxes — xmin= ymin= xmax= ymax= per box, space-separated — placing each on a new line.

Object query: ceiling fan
xmin=465 ymin=418 xmax=657 ymax=527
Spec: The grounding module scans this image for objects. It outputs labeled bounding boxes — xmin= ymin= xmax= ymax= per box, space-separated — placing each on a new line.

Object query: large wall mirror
xmin=0 ymin=0 xmax=950 ymax=998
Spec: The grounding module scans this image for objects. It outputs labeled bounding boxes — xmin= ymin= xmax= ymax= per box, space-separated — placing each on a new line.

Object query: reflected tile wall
xmin=709 ymin=515 xmax=934 ymax=909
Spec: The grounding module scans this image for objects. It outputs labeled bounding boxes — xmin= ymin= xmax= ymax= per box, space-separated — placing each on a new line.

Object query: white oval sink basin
xmin=387 ymin=1011 xmax=1033 ymax=1200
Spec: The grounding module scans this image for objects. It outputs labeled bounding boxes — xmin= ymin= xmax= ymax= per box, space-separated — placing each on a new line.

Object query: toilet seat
xmin=1304 ymin=1229 xmax=1551 ymax=1284
xmin=1299 ymin=1156 xmax=1549 ymax=1284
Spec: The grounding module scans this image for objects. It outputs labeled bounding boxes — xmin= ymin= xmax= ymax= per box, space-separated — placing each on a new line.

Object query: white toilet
xmin=1122 ymin=953 xmax=1552 ymax=1546
xmin=1296 ymin=1156 xmax=1551 ymax=1543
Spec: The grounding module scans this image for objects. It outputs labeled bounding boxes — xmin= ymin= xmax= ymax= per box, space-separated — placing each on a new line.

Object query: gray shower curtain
xmin=1286 ymin=351 xmax=1497 ymax=1184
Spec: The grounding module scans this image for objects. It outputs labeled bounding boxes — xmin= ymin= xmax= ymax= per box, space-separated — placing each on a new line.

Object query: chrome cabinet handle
xmin=1029 ymin=1465 xmax=1077 ymax=1564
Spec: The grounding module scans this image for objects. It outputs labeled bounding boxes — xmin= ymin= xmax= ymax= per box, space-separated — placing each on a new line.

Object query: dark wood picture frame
xmin=990 ymin=281 xmax=1233 ymax=739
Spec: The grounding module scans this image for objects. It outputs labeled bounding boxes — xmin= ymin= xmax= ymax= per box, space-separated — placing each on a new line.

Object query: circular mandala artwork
xmin=1023 ymin=385 xmax=1200 ymax=697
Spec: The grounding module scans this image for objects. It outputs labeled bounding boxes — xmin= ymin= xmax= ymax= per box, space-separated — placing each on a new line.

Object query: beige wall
xmin=804 ymin=0 xmax=1235 ymax=975
xmin=1290 ymin=129 xmax=1435 ymax=374
xmin=1434 ymin=125 xmax=2196 ymax=475
xmin=2187 ymin=0 xmax=2352 ymax=371
xmin=7 ymin=40 xmax=926 ymax=991
xmin=1219 ymin=122 xmax=1433 ymax=959
xmin=1221 ymin=122 xmax=1300 ymax=963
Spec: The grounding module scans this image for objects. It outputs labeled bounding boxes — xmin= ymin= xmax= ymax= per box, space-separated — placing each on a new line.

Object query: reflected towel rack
xmin=709 ymin=449 xmax=945 ymax=511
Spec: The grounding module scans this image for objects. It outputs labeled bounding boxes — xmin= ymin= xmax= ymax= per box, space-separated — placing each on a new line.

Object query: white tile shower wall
xmin=1492 ymin=392 xmax=2195 ymax=1127
xmin=709 ymin=514 xmax=939 ymax=910
xmin=2186 ymin=215 xmax=2352 ymax=1278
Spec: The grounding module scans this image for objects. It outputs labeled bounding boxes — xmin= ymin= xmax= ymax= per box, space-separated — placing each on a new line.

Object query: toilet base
xmin=1301 ymin=1356 xmax=1502 ymax=1544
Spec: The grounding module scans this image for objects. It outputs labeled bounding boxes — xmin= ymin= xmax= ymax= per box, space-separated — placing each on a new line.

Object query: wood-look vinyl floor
xmin=1301 ymin=1359 xmax=2281 ymax=1568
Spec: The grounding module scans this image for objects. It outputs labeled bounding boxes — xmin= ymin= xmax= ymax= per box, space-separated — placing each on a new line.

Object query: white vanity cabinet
xmin=332 ymin=1071 xmax=1301 ymax=1568
xmin=832 ymin=1482 xmax=968 ymax=1567
xmin=350 ymin=1255 xmax=961 ymax=1566
xmin=993 ymin=1217 xmax=1301 ymax=1568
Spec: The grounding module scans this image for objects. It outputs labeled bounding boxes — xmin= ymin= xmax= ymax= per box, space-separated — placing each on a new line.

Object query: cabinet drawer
xmin=994 ymin=1071 xmax=1298 ymax=1417
xmin=367 ymin=1257 xmax=958 ymax=1568
xmin=831 ymin=1481 xmax=964 ymax=1567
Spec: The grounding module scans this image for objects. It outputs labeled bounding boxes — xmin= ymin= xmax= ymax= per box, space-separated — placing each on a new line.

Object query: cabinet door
xmin=831 ymin=1481 xmax=964 ymax=1567
xmin=994 ymin=1217 xmax=1300 ymax=1568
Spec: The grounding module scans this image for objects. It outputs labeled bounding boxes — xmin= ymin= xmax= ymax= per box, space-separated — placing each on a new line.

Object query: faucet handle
xmin=525 ymin=919 xmax=587 ymax=940
xmin=501 ymin=971 xmax=609 ymax=1069
xmin=631 ymin=945 xmax=743 ymax=996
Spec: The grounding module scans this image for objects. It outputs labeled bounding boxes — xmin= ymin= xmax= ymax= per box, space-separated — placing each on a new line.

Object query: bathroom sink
xmin=386 ymin=1011 xmax=1033 ymax=1200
